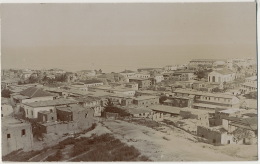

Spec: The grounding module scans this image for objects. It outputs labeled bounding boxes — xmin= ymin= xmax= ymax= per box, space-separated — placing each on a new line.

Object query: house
xmin=124 ymin=82 xmax=139 ymax=91
xmin=171 ymin=89 xmax=240 ymax=110
xmin=133 ymin=96 xmax=159 ymax=107
xmin=107 ymin=94 xmax=134 ymax=106
xmin=163 ymin=94 xmax=194 ymax=108
xmin=222 ymin=117 xmax=257 ymax=145
xmin=56 ymin=104 xmax=94 ymax=122
xmin=172 ymin=70 xmax=195 ymax=81
xmin=134 ymin=72 xmax=150 ymax=79
xmin=37 ymin=110 xmax=57 ymax=123
xmin=192 ymin=81 xmax=223 ymax=92
xmin=197 ymin=126 xmax=235 ymax=145
xmin=214 ymin=108 xmax=245 ymax=126
xmin=11 ymin=87 xmax=55 ymax=105
xmin=1 ymin=79 xmax=19 ymax=90
xmin=2 ymin=117 xmax=33 ymax=156
xmin=163 ymin=65 xmax=178 ymax=71
xmin=126 ymin=107 xmax=154 ymax=118
xmin=208 ymin=69 xmax=235 ymax=83
xmin=129 ymin=78 xmax=152 ymax=89
xmin=180 ymin=108 xmax=211 ymax=127
xmin=70 ymin=82 xmax=88 ymax=91
xmin=75 ymin=96 xmax=103 ymax=117
xmin=240 ymin=76 xmax=257 ymax=94
xmin=1 ymin=98 xmax=14 ymax=117
xmin=22 ymin=98 xmax=78 ymax=119
xmin=119 ymin=70 xmax=136 ymax=79
xmin=36 ymin=104 xmax=95 ymax=136
xmin=150 ymin=105 xmax=180 ymax=118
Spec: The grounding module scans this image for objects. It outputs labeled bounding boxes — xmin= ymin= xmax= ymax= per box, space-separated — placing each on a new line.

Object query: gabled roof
xmin=213 ymin=69 xmax=234 ymax=75
xmin=20 ymin=87 xmax=54 ymax=98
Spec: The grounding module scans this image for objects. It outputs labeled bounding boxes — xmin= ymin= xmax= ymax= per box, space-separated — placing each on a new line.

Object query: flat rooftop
xmin=23 ymin=98 xmax=78 ymax=108
xmin=134 ymin=96 xmax=159 ymax=101
xmin=150 ymin=105 xmax=181 ymax=114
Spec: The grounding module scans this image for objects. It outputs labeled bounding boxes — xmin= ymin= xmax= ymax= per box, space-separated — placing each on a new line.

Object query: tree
xmin=159 ymin=96 xmax=168 ymax=104
xmin=102 ymin=99 xmax=130 ymax=117
xmin=2 ymin=89 xmax=12 ymax=98
xmin=28 ymin=75 xmax=38 ymax=83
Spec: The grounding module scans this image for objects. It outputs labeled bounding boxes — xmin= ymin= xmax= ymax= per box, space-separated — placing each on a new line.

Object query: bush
xmin=1 ymin=89 xmax=11 ymax=98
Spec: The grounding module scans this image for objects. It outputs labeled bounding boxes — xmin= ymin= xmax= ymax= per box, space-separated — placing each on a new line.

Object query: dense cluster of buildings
xmin=1 ymin=57 xmax=257 ymax=156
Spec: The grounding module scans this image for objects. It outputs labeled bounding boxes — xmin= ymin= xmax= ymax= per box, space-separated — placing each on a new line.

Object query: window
xmin=31 ymin=111 xmax=33 ymax=116
xmin=1 ymin=114 xmax=3 ymax=117
xmin=22 ymin=129 xmax=26 ymax=136
xmin=51 ymin=117 xmax=54 ymax=120
xmin=7 ymin=134 xmax=11 ymax=139
xmin=50 ymin=109 xmax=53 ymax=113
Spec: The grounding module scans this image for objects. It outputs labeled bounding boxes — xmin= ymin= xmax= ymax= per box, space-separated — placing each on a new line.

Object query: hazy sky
xmin=1 ymin=3 xmax=257 ymax=72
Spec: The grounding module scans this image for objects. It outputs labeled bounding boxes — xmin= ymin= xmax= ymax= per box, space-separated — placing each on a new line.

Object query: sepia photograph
xmin=1 ymin=1 xmax=258 ymax=162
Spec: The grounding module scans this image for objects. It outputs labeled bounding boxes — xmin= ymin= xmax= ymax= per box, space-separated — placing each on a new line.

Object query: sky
xmin=1 ymin=2 xmax=257 ymax=73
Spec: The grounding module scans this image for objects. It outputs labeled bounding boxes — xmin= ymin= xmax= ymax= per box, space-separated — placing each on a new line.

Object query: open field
xmin=2 ymin=120 xmax=257 ymax=161
xmin=103 ymin=119 xmax=257 ymax=161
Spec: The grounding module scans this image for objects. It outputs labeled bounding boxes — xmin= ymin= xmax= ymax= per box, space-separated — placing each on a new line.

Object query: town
xmin=1 ymin=58 xmax=257 ymax=161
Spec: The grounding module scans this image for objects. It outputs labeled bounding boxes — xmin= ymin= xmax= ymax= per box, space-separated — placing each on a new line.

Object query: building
xmin=169 ymin=89 xmax=240 ymax=110
xmin=1 ymin=79 xmax=19 ymax=90
xmin=75 ymin=96 xmax=103 ymax=116
xmin=172 ymin=71 xmax=195 ymax=81
xmin=222 ymin=117 xmax=257 ymax=145
xmin=163 ymin=95 xmax=194 ymax=108
xmin=150 ymin=105 xmax=181 ymax=118
xmin=22 ymin=98 xmax=78 ymax=119
xmin=208 ymin=69 xmax=235 ymax=83
xmin=180 ymin=108 xmax=211 ymax=127
xmin=133 ymin=96 xmax=159 ymax=107
xmin=107 ymin=94 xmax=134 ymax=106
xmin=38 ymin=110 xmax=57 ymax=123
xmin=197 ymin=126 xmax=235 ymax=145
xmin=214 ymin=108 xmax=245 ymax=126
xmin=2 ymin=117 xmax=33 ymax=156
xmin=1 ymin=98 xmax=14 ymax=117
xmin=240 ymin=76 xmax=257 ymax=94
xmin=126 ymin=107 xmax=154 ymax=118
xmin=134 ymin=72 xmax=150 ymax=79
xmin=119 ymin=70 xmax=136 ymax=79
xmin=70 ymin=82 xmax=88 ymax=91
xmin=150 ymin=74 xmax=164 ymax=83
xmin=129 ymin=78 xmax=152 ymax=89
xmin=163 ymin=65 xmax=178 ymax=71
xmin=11 ymin=87 xmax=55 ymax=105
xmin=56 ymin=104 xmax=94 ymax=122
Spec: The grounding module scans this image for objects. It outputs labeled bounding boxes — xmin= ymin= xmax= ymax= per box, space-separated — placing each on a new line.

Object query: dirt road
xmin=103 ymin=120 xmax=257 ymax=161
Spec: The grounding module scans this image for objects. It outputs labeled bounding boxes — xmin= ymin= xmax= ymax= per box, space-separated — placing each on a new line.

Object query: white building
xmin=208 ymin=69 xmax=235 ymax=83
xmin=22 ymin=98 xmax=78 ymax=119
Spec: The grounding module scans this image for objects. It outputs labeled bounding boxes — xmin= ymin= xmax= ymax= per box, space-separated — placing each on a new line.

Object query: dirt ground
xmin=102 ymin=120 xmax=257 ymax=161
